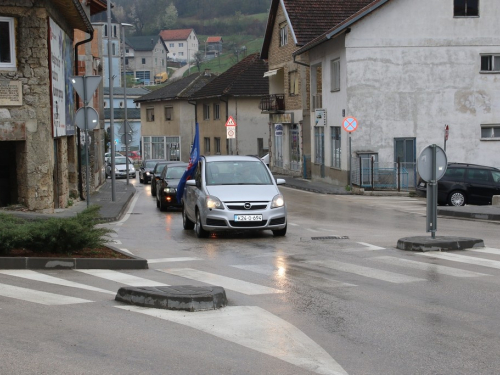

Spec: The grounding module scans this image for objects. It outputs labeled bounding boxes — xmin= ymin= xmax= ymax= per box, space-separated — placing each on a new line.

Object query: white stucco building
xmin=294 ymin=0 xmax=500 ymax=188
xmin=159 ymin=28 xmax=199 ymax=63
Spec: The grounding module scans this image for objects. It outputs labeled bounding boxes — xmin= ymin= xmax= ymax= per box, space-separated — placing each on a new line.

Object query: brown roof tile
xmin=159 ymin=29 xmax=194 ymax=41
xmin=190 ymin=53 xmax=268 ymax=99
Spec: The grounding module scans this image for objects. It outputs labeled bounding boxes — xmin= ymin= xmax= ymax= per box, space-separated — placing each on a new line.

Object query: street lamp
xmin=121 ymin=22 xmax=134 ymax=186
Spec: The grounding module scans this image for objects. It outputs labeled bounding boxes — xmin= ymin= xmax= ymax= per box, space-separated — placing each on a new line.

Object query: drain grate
xmin=311 ymin=236 xmax=349 ymax=240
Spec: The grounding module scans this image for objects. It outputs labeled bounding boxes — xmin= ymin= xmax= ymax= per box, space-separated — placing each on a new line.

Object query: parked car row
xmin=417 ymin=162 xmax=500 ymax=206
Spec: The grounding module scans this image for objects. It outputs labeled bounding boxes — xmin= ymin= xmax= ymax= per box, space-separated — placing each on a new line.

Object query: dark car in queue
xmin=417 ymin=162 xmax=500 ymax=206
xmin=138 ymin=159 xmax=166 ymax=184
xmin=151 ymin=161 xmax=180 ymax=197
xmin=156 ymin=163 xmax=188 ymax=211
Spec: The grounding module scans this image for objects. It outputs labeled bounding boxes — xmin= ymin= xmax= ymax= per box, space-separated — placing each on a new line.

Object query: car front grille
xmin=229 ymin=220 xmax=267 ymax=227
xmin=225 ymin=202 xmax=268 ymax=211
xmin=206 ymin=218 xmax=227 ymax=227
xmin=269 ymin=217 xmax=286 ymax=225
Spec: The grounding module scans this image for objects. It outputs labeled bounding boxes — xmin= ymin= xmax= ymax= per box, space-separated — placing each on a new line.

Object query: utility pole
xmin=107 ymin=2 xmax=116 ymax=201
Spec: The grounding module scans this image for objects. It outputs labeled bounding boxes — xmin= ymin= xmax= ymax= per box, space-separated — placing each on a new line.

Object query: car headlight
xmin=271 ymin=194 xmax=285 ymax=208
xmin=146 ymin=171 xmax=150 ymax=175
xmin=164 ymin=187 xmax=177 ymax=193
xmin=206 ymin=196 xmax=223 ymax=209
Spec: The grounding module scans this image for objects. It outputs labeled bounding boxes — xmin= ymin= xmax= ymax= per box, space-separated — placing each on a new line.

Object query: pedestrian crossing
xmin=1 ymin=246 xmax=500 ymax=306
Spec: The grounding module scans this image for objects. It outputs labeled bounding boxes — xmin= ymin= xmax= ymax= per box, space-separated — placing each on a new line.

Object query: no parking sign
xmin=342 ymin=116 xmax=358 ymax=133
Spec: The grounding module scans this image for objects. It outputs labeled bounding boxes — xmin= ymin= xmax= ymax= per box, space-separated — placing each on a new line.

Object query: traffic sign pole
xmin=342 ymin=117 xmax=358 ymax=192
xmin=83 ymin=77 xmax=91 ymax=208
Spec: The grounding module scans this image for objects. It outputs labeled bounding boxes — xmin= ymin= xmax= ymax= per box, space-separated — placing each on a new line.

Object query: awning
xmin=263 ymin=68 xmax=282 ymax=77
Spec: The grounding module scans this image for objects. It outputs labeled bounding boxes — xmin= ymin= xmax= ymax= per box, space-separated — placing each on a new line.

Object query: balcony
xmin=259 ymin=94 xmax=285 ymax=113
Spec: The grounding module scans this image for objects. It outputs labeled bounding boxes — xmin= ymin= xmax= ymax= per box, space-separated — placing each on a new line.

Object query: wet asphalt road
xmin=1 ymin=179 xmax=500 ymax=375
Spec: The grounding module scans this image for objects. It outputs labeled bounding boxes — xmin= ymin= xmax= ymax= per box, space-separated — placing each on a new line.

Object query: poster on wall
xmin=49 ymin=18 xmax=75 ymax=137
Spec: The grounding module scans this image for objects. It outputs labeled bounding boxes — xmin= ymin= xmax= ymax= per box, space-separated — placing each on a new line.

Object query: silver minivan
xmin=182 ymin=155 xmax=287 ymax=238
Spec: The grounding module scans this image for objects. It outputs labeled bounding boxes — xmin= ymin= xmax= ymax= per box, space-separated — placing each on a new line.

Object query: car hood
xmin=116 ymin=164 xmax=133 ymax=171
xmin=205 ymin=185 xmax=279 ymax=201
xmin=166 ymin=179 xmax=182 ymax=187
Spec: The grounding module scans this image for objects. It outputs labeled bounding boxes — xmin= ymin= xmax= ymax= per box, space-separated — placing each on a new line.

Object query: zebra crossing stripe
xmin=147 ymin=257 xmax=202 ymax=264
xmin=76 ymin=270 xmax=169 ymax=287
xmin=156 ymin=268 xmax=282 ymax=295
xmin=469 ymin=247 xmax=500 ymax=255
xmin=0 ymin=270 xmax=115 ymax=295
xmin=0 ymin=283 xmax=92 ymax=305
xmin=116 ymin=305 xmax=348 ymax=375
xmin=373 ymin=256 xmax=490 ymax=278
xmin=418 ymin=252 xmax=500 ymax=270
xmin=306 ymin=260 xmax=425 ymax=283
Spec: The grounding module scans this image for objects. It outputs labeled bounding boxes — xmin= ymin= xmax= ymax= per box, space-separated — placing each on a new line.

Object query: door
xmin=465 ymin=168 xmax=497 ymax=204
xmin=394 ymin=138 xmax=416 ymax=187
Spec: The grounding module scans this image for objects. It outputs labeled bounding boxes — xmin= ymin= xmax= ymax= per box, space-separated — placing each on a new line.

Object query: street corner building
xmin=0 ymin=0 xmax=107 ymax=212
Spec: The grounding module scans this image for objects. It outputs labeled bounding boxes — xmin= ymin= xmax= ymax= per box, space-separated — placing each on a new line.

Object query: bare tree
xmin=193 ymin=51 xmax=204 ymax=72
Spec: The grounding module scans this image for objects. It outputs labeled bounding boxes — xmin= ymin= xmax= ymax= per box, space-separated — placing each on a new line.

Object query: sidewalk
xmin=0 ymin=179 xmax=135 ymax=222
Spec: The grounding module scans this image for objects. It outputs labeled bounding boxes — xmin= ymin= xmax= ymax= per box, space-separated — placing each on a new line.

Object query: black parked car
xmin=417 ymin=163 xmax=500 ymax=206
xmin=138 ymin=159 xmax=166 ymax=184
xmin=156 ymin=162 xmax=188 ymax=211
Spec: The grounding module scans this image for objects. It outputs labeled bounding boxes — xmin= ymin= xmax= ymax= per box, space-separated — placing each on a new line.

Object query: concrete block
xmin=492 ymin=195 xmax=500 ymax=206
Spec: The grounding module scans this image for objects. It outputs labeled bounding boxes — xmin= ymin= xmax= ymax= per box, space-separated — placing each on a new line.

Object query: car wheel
xmin=182 ymin=203 xmax=194 ymax=230
xmin=159 ymin=194 xmax=167 ymax=212
xmin=272 ymin=224 xmax=287 ymax=237
xmin=448 ymin=190 xmax=466 ymax=206
xmin=195 ymin=209 xmax=209 ymax=238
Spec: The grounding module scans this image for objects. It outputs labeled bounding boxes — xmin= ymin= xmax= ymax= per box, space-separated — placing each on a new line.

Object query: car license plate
xmin=234 ymin=215 xmax=262 ymax=222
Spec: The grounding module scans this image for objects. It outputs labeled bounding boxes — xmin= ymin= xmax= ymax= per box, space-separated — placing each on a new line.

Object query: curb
xmin=397 ymin=236 xmax=484 ymax=252
xmin=437 ymin=209 xmax=500 ymax=222
xmin=0 ymin=244 xmax=148 ymax=270
xmin=96 ymin=188 xmax=136 ymax=223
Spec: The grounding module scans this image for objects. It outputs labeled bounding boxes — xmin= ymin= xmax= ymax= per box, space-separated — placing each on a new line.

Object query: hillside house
xmin=125 ymin=36 xmax=168 ymax=85
xmin=160 ymin=29 xmax=199 ymax=64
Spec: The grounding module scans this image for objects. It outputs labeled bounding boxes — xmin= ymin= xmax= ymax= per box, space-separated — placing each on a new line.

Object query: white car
xmin=105 ymin=156 xmax=135 ymax=179
xmin=182 ymin=155 xmax=287 ymax=238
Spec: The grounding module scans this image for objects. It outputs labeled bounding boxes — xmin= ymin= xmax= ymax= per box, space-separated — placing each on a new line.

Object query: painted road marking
xmin=116 ymin=305 xmax=348 ymax=375
xmin=469 ymin=247 xmax=500 ymax=255
xmin=357 ymin=242 xmax=385 ymax=251
xmin=76 ymin=269 xmax=169 ymax=287
xmin=157 ymin=268 xmax=282 ymax=295
xmin=0 ymin=283 xmax=92 ymax=305
xmin=306 ymin=260 xmax=425 ymax=283
xmin=115 ymin=192 xmax=142 ymax=226
xmin=373 ymin=256 xmax=490 ymax=278
xmin=418 ymin=252 xmax=500 ymax=270
xmin=147 ymin=257 xmax=202 ymax=264
xmin=0 ymin=270 xmax=115 ymax=295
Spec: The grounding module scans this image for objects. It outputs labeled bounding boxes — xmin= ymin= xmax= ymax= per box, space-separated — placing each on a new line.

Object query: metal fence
xmin=350 ymin=158 xmax=417 ymax=191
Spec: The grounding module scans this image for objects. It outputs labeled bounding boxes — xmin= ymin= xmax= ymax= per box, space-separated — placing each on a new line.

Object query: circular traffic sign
xmin=417 ymin=145 xmax=447 ymax=182
xmin=342 ymin=116 xmax=358 ymax=133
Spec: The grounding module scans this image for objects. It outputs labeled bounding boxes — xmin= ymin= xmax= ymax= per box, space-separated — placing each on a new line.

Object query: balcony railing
xmin=259 ymin=94 xmax=285 ymax=112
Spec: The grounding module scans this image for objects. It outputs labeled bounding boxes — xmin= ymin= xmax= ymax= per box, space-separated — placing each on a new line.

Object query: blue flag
xmin=176 ymin=123 xmax=200 ymax=202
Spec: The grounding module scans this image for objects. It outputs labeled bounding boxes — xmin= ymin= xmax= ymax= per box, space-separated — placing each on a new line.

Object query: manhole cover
xmin=311 ymin=236 xmax=349 ymax=240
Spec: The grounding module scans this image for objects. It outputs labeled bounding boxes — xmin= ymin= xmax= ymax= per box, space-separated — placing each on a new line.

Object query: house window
xmin=126 ymin=48 xmax=129 ymax=53
xmin=480 ymin=125 xmax=500 ymax=140
xmin=204 ymin=137 xmax=211 ymax=154
xmin=279 ymin=22 xmax=288 ymax=47
xmin=203 ymin=104 xmax=210 ymax=120
xmin=104 ymin=24 xmax=107 ymax=37
xmin=331 ymin=59 xmax=340 ymax=92
xmin=141 ymin=58 xmax=146 ymax=64
xmin=164 ymin=106 xmax=173 ymax=121
xmin=331 ymin=127 xmax=341 ymax=168
xmin=214 ymin=104 xmax=220 ymax=120
xmin=289 ymin=70 xmax=299 ymax=96
xmin=454 ymin=0 xmax=479 ymax=16
xmin=0 ymin=17 xmax=16 ymax=68
xmin=215 ymin=137 xmax=221 ymax=154
xmin=179 ymin=52 xmax=184 ymax=56
xmin=179 ymin=42 xmax=184 ymax=47
xmin=146 ymin=108 xmax=155 ymax=122
xmin=113 ymin=25 xmax=117 ymax=37
xmin=169 ymin=43 xmax=174 ymax=48
xmin=480 ymin=55 xmax=500 ymax=72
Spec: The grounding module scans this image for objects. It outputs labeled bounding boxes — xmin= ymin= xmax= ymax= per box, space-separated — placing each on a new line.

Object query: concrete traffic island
xmin=115 ymin=285 xmax=227 ymax=312
xmin=397 ymin=236 xmax=484 ymax=252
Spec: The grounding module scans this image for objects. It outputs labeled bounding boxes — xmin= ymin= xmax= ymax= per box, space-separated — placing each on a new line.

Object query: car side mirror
xmin=186 ymin=179 xmax=196 ymax=186
xmin=276 ymin=178 xmax=286 ymax=185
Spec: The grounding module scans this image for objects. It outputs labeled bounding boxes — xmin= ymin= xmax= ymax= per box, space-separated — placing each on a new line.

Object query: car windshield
xmin=155 ymin=164 xmax=167 ymax=173
xmin=205 ymin=161 xmax=273 ymax=186
xmin=166 ymin=166 xmax=186 ymax=179
xmin=115 ymin=157 xmax=128 ymax=164
xmin=146 ymin=161 xmax=160 ymax=168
